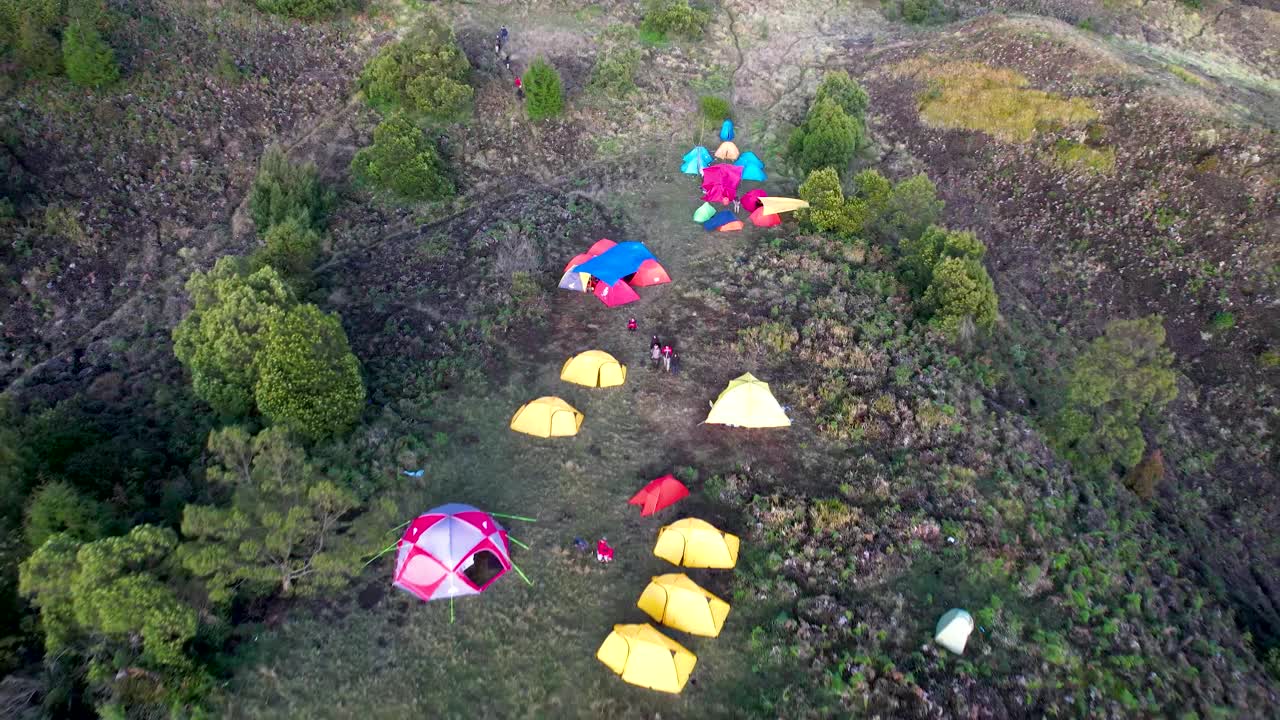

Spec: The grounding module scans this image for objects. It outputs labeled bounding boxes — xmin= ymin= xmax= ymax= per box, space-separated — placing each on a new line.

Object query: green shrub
xmin=251 ymin=215 xmax=322 ymax=286
xmin=249 ymin=147 xmax=334 ymax=232
xmin=877 ymin=173 xmax=944 ymax=241
xmin=253 ymin=0 xmax=350 ymax=19
xmin=254 ymin=303 xmax=366 ymax=441
xmin=899 ymin=224 xmax=984 ymax=295
xmin=1210 ymin=311 xmax=1235 ymax=331
xmin=888 ymin=0 xmax=945 ymax=24
xmin=350 ymin=110 xmax=454 ymax=201
xmin=358 ymin=14 xmax=472 ymax=120
xmin=1 ymin=0 xmax=65 ymax=75
xmin=1051 ymin=316 xmax=1178 ymax=478
xmin=61 ymin=17 xmax=118 ymax=88
xmin=24 ymin=480 xmax=106 ymax=548
xmin=813 ymin=70 xmax=869 ymax=122
xmin=699 ymin=94 xmax=731 ymax=123
xmin=14 ymin=15 xmax=62 ymax=76
xmin=590 ymin=41 xmax=641 ymax=97
xmin=1124 ymin=448 xmax=1163 ymax=499
xmin=172 ymin=258 xmax=295 ymax=418
xmin=787 ymin=98 xmax=863 ymax=176
xmin=797 ymin=167 xmax=869 ymax=238
xmin=523 ymin=57 xmax=564 ymax=122
xmin=640 ymin=0 xmax=710 ymax=41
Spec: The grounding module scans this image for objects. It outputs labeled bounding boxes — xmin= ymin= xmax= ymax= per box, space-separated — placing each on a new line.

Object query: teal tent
xmin=720 ymin=119 xmax=734 ymax=141
xmin=681 ymin=146 xmax=713 ymax=175
xmin=735 ymin=152 xmax=766 ymax=181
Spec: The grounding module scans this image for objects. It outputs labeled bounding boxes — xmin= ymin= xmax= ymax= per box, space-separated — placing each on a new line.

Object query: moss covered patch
xmin=1052 ymin=138 xmax=1116 ymax=174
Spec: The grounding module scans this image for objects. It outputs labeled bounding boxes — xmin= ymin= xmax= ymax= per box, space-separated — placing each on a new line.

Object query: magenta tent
xmin=393 ymin=504 xmax=513 ymax=602
xmin=701 ymin=164 xmax=743 ymax=204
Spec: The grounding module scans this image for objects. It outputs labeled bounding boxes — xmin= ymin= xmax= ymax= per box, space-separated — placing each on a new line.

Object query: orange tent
xmin=629 ymin=475 xmax=690 ymax=516
xmin=630 ymin=258 xmax=671 ymax=287
xmin=717 ymin=221 xmax=744 ymax=232
xmin=749 ymin=208 xmax=781 ymax=227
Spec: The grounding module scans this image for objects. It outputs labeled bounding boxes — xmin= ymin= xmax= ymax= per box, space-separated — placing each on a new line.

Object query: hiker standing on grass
xmin=670 ymin=350 xmax=681 ymax=375
xmin=650 ymin=336 xmax=661 ymax=368
xmin=503 ymin=54 xmax=512 ymax=73
xmin=661 ymin=344 xmax=673 ymax=372
xmin=627 ymin=317 xmax=637 ymax=332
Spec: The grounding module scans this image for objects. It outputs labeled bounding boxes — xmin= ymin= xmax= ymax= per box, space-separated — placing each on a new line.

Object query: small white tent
xmin=934 ymin=608 xmax=975 ymax=655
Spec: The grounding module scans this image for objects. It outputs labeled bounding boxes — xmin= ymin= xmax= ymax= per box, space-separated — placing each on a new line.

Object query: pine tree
xmin=524 ymin=57 xmax=564 ymax=122
xmin=62 ymin=18 xmax=119 ymax=89
xmin=254 ymin=304 xmax=365 ymax=440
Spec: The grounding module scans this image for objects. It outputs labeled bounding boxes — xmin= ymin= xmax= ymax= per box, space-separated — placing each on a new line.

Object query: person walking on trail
xmin=503 ymin=53 xmax=512 ymax=73
xmin=514 ymin=76 xmax=524 ymax=101
xmin=499 ymin=26 xmax=509 ymax=46
xmin=650 ymin=337 xmax=661 ymax=368
xmin=670 ymin=349 xmax=681 ymax=375
xmin=661 ymin=344 xmax=673 ymax=372
xmin=627 ymin=317 xmax=637 ymax=332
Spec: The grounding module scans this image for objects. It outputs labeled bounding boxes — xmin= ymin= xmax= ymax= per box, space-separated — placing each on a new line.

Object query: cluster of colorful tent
xmin=559 ymin=238 xmax=670 ymax=307
xmin=597 ymin=474 xmax=740 ymax=694
xmin=682 ymin=118 xmax=809 ymax=232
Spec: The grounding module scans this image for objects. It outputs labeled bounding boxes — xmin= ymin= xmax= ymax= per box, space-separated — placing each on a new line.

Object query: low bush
xmin=359 ymin=13 xmax=472 ymax=120
xmin=797 ymin=167 xmax=869 ymax=239
xmin=699 ymin=94 xmax=731 ymax=123
xmin=253 ymin=0 xmax=350 ymax=19
xmin=523 ymin=57 xmax=564 ymax=122
xmin=590 ymin=39 xmax=641 ymax=97
xmin=877 ymin=173 xmax=943 ymax=241
xmin=922 ymin=256 xmax=998 ymax=337
xmin=350 ymin=110 xmax=454 ymax=201
xmin=251 ymin=215 xmax=322 ymax=287
xmin=640 ymin=0 xmax=710 ymax=41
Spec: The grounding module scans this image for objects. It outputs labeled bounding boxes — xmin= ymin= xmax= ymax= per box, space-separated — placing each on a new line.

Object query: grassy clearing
xmin=1052 ymin=138 xmax=1116 ymax=174
xmin=896 ymin=59 xmax=1098 ymax=142
xmin=222 ymin=145 xmax=793 ymax=718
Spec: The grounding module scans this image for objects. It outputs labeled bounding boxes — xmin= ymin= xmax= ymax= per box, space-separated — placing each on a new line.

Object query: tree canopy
xmin=787 ymin=98 xmax=862 ymax=177
xmin=351 ymin=110 xmax=454 ymax=201
xmin=1052 ymin=316 xmax=1178 ymax=478
xmin=248 ymin=147 xmax=335 ymax=233
xmin=359 ymin=13 xmax=472 ymax=119
xmin=254 ymin=304 xmax=366 ymax=440
xmin=173 ymin=258 xmax=295 ymax=418
xmin=524 ymin=57 xmax=564 ymax=122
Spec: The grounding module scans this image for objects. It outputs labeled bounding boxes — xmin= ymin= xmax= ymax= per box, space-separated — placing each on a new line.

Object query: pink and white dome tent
xmin=393 ymin=503 xmax=518 ymax=602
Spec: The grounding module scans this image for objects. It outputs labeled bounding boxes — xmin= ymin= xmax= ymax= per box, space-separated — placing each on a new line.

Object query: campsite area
xmin=0 ymin=0 xmax=1277 ymax=718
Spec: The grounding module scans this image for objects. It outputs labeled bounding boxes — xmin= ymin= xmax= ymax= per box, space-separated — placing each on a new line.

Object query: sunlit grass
xmin=897 ymin=58 xmax=1099 ymax=143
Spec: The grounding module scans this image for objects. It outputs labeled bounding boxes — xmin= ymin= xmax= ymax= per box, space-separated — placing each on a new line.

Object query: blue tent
xmin=681 ymin=146 xmax=713 ymax=175
xmin=572 ymin=242 xmax=657 ymax=285
xmin=720 ymin=120 xmax=735 ymax=142
xmin=702 ymin=210 xmax=737 ymax=231
xmin=734 ymin=151 xmax=764 ymax=169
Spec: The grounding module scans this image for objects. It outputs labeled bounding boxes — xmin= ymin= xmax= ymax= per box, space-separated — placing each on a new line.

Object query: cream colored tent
xmin=934 ymin=608 xmax=975 ymax=655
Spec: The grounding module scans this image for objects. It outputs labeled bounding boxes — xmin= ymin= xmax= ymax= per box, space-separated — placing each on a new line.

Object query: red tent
xmin=628 ymin=474 xmax=690 ymax=516
xmin=587 ymin=238 xmax=617 ymax=256
xmin=741 ymin=189 xmax=767 ymax=213
xmin=749 ymin=207 xmax=782 ymax=227
xmin=630 ymin=258 xmax=671 ymax=287
xmin=701 ymin=164 xmax=743 ymax=205
xmin=595 ymin=279 xmax=640 ymax=307
xmin=564 ymin=252 xmax=592 ymax=273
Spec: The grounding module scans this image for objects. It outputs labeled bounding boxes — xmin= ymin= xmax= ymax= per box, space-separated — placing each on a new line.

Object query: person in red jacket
xmin=661 ymin=344 xmax=673 ymax=372
xmin=596 ymin=537 xmax=614 ymax=563
xmin=514 ymin=76 xmax=524 ymax=101
xmin=627 ymin=317 xmax=637 ymax=332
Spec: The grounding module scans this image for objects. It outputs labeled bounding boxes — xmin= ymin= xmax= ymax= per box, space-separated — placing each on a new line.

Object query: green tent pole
xmin=490 ymin=512 xmax=537 ymax=522
xmin=509 ymin=560 xmax=533 ymax=586
xmin=507 ymin=535 xmax=530 ymax=550
xmin=386 ymin=519 xmax=412 ymax=534
xmin=362 ymin=541 xmax=399 ymax=568
xmin=450 ymin=597 xmax=455 ymax=624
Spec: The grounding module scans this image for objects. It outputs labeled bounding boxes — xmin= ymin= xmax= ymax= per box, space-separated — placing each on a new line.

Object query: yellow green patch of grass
xmin=1166 ymin=64 xmax=1205 ymax=86
xmin=1053 ymin=139 xmax=1116 ymax=174
xmin=897 ymin=59 xmax=1099 ymax=143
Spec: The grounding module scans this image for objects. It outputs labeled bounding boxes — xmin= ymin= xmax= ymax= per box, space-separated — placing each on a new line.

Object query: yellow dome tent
xmin=713 ymin=141 xmax=740 ymax=161
xmin=758 ymin=197 xmax=810 ymax=215
xmin=560 ymin=350 xmax=626 ymax=388
xmin=637 ymin=573 xmax=731 ymax=637
xmin=510 ymin=396 xmax=583 ymax=438
xmin=705 ymin=373 xmax=791 ymax=428
xmin=596 ymin=623 xmax=697 ymax=694
xmin=653 ymin=518 xmax=740 ymax=569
